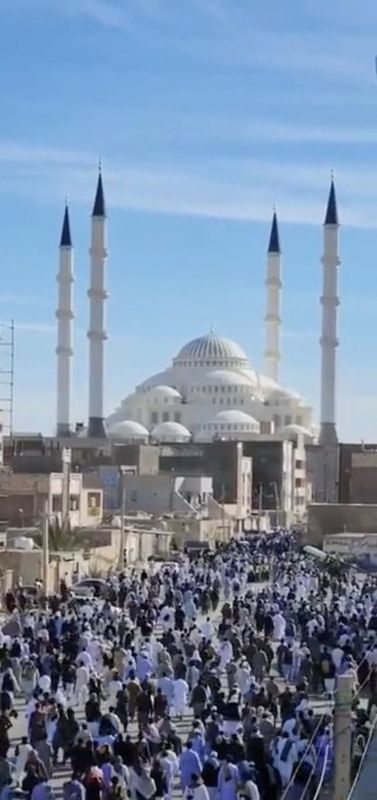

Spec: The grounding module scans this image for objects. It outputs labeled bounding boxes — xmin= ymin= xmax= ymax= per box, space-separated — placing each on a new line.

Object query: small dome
xmin=174 ymin=334 xmax=249 ymax=366
xmin=147 ymin=385 xmax=182 ymax=401
xmin=200 ymin=408 xmax=260 ymax=440
xmin=201 ymin=370 xmax=256 ymax=387
xmin=284 ymin=423 xmax=313 ymax=440
xmin=214 ymin=409 xmax=259 ymax=426
xmin=151 ymin=421 xmax=191 ymax=443
xmin=109 ymin=420 xmax=149 ymax=442
xmin=267 ymin=386 xmax=302 ymax=402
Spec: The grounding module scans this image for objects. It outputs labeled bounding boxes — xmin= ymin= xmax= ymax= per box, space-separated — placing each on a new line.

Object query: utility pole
xmin=41 ymin=500 xmax=50 ymax=598
xmin=333 ymin=673 xmax=353 ymax=800
xmin=120 ymin=480 xmax=126 ymax=570
xmin=118 ymin=468 xmax=127 ymax=570
xmin=61 ymin=447 xmax=71 ymax=535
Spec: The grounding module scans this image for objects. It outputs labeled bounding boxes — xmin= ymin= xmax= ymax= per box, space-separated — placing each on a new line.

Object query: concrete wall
xmin=123 ymin=474 xmax=198 ymax=515
xmin=0 ymin=533 xmax=121 ymax=590
xmin=306 ymin=444 xmax=339 ymax=504
xmin=307 ymin=503 xmax=377 ymax=545
xmin=169 ymin=517 xmax=232 ymax=547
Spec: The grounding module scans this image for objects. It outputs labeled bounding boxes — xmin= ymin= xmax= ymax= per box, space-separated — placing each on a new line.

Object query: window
xmin=162 ymin=411 xmax=169 ymax=422
xmin=296 ymin=459 xmax=304 ymax=469
xmin=295 ymin=478 xmax=303 ymax=488
xmin=296 ymin=415 xmax=303 ymax=425
xmin=52 ymin=495 xmax=62 ymax=512
xmin=227 ymin=398 xmax=231 ymax=405
xmin=227 ymin=386 xmax=232 ymax=393
xmin=285 ymin=415 xmax=292 ymax=425
xmin=151 ymin=411 xmax=158 ymax=425
xmin=70 ymin=495 xmax=79 ymax=511
xmin=131 ymin=490 xmax=138 ymax=503
xmin=273 ymin=414 xmax=281 ymax=428
xmin=174 ymin=412 xmax=181 ymax=423
xmin=240 ymin=398 xmax=244 ymax=405
xmin=221 ymin=386 xmax=225 ymax=393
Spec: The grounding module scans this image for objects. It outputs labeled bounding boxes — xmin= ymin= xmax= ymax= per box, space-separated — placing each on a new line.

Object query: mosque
xmin=55 ymin=171 xmax=340 ymax=464
xmin=106 ymin=332 xmax=314 ymax=444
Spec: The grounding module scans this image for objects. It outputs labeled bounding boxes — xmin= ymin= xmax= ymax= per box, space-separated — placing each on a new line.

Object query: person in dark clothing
xmin=201 ymin=753 xmax=220 ymax=793
xmin=150 ymin=759 xmax=167 ymax=799
xmin=22 ymin=764 xmax=41 ymax=799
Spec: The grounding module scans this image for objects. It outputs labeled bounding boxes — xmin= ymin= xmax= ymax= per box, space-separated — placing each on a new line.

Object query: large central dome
xmin=174 ymin=334 xmax=249 ymax=367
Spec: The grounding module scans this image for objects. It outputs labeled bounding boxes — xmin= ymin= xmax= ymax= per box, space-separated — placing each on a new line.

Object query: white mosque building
xmin=106 ymin=331 xmax=314 ymax=444
xmin=56 ymin=173 xmax=340 ymax=454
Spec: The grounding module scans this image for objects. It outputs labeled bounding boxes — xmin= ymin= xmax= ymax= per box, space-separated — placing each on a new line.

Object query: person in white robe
xmin=173 ymin=678 xmax=189 ymax=717
xmin=218 ymin=640 xmax=233 ymax=670
xmin=75 ymin=664 xmax=90 ymax=706
xmin=273 ymin=612 xmax=286 ymax=641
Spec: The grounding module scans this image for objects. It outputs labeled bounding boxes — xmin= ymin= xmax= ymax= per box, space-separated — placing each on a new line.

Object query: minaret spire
xmin=268 ymin=210 xmax=281 ymax=254
xmin=87 ymin=167 xmax=108 ymax=438
xmin=56 ymin=201 xmax=74 ymax=436
xmin=60 ymin=202 xmax=72 ymax=247
xmin=319 ymin=177 xmax=340 ymax=449
xmin=324 ymin=176 xmax=338 ymax=226
xmin=92 ymin=164 xmax=106 ymax=218
xmin=263 ymin=210 xmax=282 ymax=382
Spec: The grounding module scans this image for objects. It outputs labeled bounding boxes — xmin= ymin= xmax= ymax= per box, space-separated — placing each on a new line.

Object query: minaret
xmin=319 ymin=178 xmax=340 ymax=446
xmin=263 ymin=210 xmax=282 ymax=382
xmin=56 ymin=202 xmax=74 ymax=437
xmin=87 ymin=167 xmax=107 ymax=438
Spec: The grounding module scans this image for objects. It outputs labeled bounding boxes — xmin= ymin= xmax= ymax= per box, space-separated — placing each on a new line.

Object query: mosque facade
xmin=106 ymin=332 xmax=314 ymax=445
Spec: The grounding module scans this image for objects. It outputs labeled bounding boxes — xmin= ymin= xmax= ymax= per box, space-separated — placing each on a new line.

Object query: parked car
xmin=73 ymin=578 xmax=107 ymax=597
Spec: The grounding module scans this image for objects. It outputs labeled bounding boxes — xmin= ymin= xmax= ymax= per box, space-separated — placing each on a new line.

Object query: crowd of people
xmin=0 ymin=531 xmax=374 ymax=800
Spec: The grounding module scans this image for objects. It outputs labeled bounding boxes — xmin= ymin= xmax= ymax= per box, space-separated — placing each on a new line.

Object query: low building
xmin=307 ymin=503 xmax=377 ymax=546
xmin=323 ymin=531 xmax=377 ymax=571
xmin=0 ymin=470 xmax=103 ymax=528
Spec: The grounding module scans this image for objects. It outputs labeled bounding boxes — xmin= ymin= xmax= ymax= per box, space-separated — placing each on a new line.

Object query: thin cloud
xmin=15 ymin=322 xmax=55 ymax=333
xmin=75 ymin=0 xmax=132 ymax=30
xmin=282 ymin=330 xmax=317 ymax=341
xmin=0 ymin=293 xmax=39 ymax=306
xmin=2 ymin=138 xmax=377 ymax=228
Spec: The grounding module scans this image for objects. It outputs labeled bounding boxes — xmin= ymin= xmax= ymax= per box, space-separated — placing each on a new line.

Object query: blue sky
xmin=1 ymin=0 xmax=377 ymax=439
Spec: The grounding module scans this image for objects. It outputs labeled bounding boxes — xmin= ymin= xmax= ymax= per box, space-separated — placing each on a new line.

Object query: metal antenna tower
xmin=0 ymin=321 xmax=15 ymax=434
